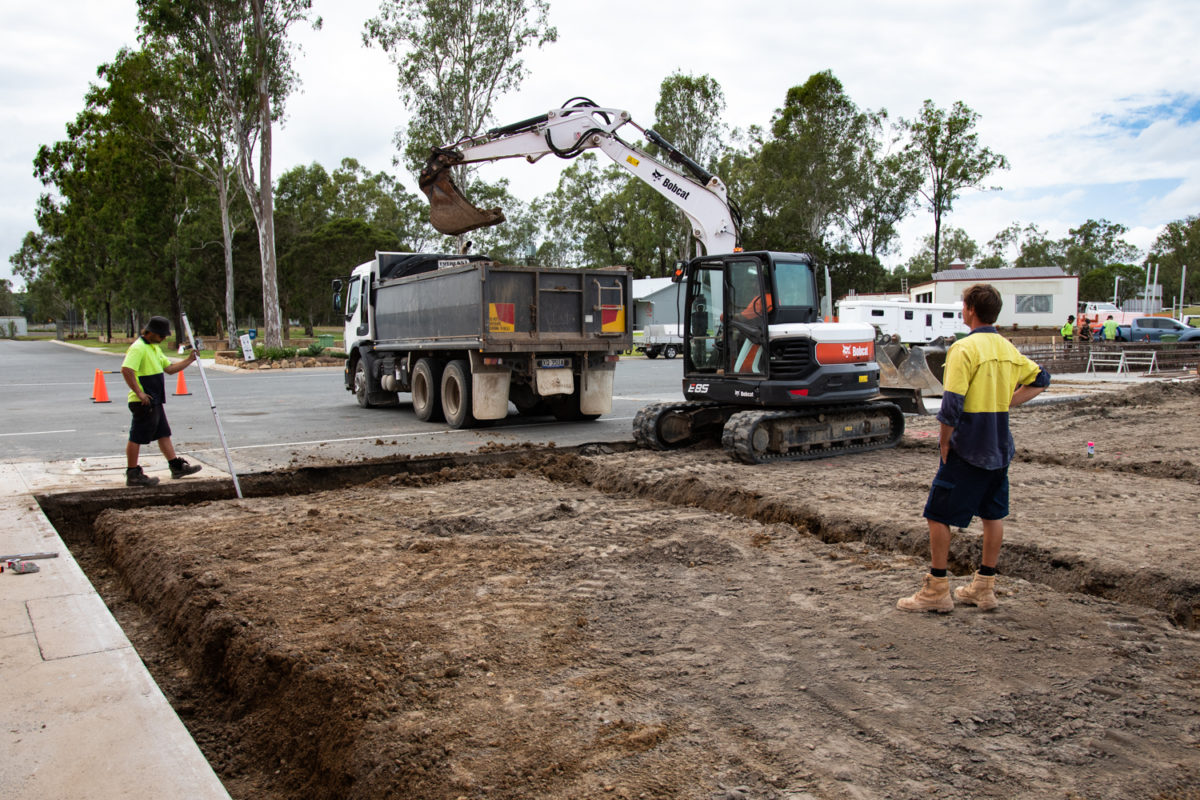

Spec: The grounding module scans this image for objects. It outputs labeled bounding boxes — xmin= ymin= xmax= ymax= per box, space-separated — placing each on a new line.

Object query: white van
xmin=837 ymin=300 xmax=967 ymax=344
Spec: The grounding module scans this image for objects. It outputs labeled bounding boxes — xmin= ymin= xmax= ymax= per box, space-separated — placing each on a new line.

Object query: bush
xmin=302 ymin=342 xmax=326 ymax=357
xmin=252 ymin=344 xmax=298 ymax=360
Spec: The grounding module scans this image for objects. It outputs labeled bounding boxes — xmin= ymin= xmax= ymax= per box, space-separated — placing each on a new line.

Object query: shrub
xmin=303 ymin=342 xmax=326 ymax=357
xmin=252 ymin=344 xmax=298 ymax=361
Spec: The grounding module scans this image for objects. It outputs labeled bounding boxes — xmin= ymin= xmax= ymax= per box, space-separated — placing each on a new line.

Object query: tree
xmin=364 ymin=0 xmax=557 ymax=177
xmin=0 ymin=279 xmax=17 ymax=317
xmin=139 ymin=0 xmax=320 ymax=349
xmin=841 ymin=114 xmax=920 ymax=259
xmin=1145 ymin=215 xmax=1200 ymax=308
xmin=902 ymin=100 xmax=1008 ymax=273
xmin=1079 ymin=263 xmax=1144 ymax=303
xmin=104 ymin=40 xmax=244 ymax=347
xmin=1061 ymin=219 xmax=1139 ymax=277
xmin=753 ymin=72 xmax=876 ymax=254
xmin=902 ymin=227 xmax=979 ymax=275
xmin=652 ymin=72 xmax=728 ymax=260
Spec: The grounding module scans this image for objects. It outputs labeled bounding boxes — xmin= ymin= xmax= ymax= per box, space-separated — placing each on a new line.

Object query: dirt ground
xmin=83 ymin=379 xmax=1200 ymax=800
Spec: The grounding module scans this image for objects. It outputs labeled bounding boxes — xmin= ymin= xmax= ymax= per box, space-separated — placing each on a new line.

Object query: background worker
xmin=897 ymin=284 xmax=1051 ymax=613
xmin=1078 ymin=317 xmax=1092 ymax=343
xmin=1060 ymin=314 xmax=1075 ymax=343
xmin=1102 ymin=314 xmax=1118 ymax=341
xmin=121 ymin=315 xmax=202 ymax=487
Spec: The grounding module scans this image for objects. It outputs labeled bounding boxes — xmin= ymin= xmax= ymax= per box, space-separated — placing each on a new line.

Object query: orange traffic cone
xmin=92 ymin=369 xmax=111 ymax=403
xmin=173 ymin=370 xmax=192 ymax=396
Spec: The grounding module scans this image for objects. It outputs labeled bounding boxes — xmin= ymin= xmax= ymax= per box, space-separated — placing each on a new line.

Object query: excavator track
xmin=720 ymin=402 xmax=905 ymax=464
xmin=633 ymin=401 xmax=722 ymax=450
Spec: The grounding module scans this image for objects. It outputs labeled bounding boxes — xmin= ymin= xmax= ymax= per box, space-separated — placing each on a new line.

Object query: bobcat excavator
xmin=419 ymin=98 xmax=932 ymax=463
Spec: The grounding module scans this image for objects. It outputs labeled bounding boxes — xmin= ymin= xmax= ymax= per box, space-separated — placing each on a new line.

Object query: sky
xmin=3 ymin=0 xmax=1199 ymax=291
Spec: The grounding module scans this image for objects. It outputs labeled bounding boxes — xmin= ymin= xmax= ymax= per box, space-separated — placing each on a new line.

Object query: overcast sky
xmin=3 ymin=0 xmax=1199 ymax=290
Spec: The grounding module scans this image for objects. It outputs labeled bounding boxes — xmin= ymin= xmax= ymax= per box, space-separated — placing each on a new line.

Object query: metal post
xmin=1113 ymin=275 xmax=1121 ymax=306
xmin=181 ymin=313 xmax=243 ymax=499
xmin=1179 ymin=263 xmax=1188 ymax=319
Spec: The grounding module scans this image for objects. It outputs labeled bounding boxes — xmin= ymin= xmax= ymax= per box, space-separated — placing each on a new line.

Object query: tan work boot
xmin=954 ymin=572 xmax=998 ymax=611
xmin=897 ymin=574 xmax=954 ymax=613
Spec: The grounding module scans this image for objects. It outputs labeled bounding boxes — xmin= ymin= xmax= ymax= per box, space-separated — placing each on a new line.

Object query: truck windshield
xmin=773 ymin=261 xmax=816 ymax=308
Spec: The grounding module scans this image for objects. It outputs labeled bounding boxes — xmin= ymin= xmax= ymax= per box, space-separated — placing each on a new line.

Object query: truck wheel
xmin=645 ymin=348 xmax=659 ymax=359
xmin=353 ymin=358 xmax=374 ymax=408
xmin=440 ymin=359 xmax=477 ymax=429
xmin=412 ymin=358 xmax=444 ymax=422
xmin=663 ymin=344 xmax=678 ymax=359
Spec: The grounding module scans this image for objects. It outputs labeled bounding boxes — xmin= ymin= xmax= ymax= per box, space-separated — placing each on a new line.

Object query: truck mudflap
xmin=579 ymin=360 xmax=616 ymax=416
xmin=467 ymin=351 xmax=512 ymax=421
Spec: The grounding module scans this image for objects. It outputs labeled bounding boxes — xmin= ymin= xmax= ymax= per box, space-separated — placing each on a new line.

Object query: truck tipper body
xmin=338 ymin=252 xmax=631 ymax=426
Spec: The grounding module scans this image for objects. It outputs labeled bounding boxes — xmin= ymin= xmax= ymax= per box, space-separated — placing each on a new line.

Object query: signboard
xmin=239 ymin=333 xmax=257 ymax=361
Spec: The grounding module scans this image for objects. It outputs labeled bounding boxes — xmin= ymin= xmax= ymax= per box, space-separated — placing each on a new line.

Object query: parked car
xmin=1114 ymin=317 xmax=1200 ymax=342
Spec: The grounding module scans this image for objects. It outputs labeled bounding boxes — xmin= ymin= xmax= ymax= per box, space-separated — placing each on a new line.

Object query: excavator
xmin=419 ymin=98 xmax=931 ymax=463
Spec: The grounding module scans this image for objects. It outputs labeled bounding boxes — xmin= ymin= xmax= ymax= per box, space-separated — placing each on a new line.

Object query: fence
xmin=1018 ymin=341 xmax=1198 ymax=375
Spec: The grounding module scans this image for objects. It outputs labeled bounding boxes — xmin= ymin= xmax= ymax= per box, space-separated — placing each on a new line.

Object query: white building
xmin=632 ymin=278 xmax=683 ymax=330
xmin=909 ymin=265 xmax=1078 ymax=329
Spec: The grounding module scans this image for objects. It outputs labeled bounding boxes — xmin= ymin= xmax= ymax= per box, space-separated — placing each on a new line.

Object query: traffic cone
xmin=173 ymin=370 xmax=191 ymax=396
xmin=92 ymin=369 xmax=111 ymax=403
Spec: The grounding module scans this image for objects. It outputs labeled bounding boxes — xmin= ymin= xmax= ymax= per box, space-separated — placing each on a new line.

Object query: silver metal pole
xmin=181 ymin=313 xmax=243 ymax=499
xmin=1179 ymin=263 xmax=1188 ymax=319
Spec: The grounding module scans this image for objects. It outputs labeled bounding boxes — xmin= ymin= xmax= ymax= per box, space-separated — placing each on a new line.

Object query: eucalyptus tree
xmin=840 ymin=112 xmax=920 ymax=259
xmin=138 ymin=0 xmax=320 ymax=349
xmin=902 ymin=100 xmax=1008 ymax=272
xmin=363 ymin=0 xmax=557 ymax=182
xmin=1145 ymin=214 xmax=1200 ymax=308
xmin=651 ymin=72 xmax=728 ymax=261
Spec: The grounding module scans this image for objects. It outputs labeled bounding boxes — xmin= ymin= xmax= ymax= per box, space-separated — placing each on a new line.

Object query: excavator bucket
xmin=419 ymin=150 xmax=506 ymax=236
xmin=876 ymin=342 xmax=948 ymax=415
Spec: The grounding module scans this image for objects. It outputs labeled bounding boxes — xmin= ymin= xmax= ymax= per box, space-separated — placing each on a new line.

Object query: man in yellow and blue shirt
xmin=898 ymin=284 xmax=1050 ymax=613
xmin=120 ymin=316 xmax=202 ymax=487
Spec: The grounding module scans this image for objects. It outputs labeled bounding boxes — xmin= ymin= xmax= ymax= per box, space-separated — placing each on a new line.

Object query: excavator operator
xmin=730 ymin=264 xmax=771 ymax=373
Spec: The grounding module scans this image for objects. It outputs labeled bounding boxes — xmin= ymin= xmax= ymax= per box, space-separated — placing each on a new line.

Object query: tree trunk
xmin=218 ymin=159 xmax=237 ymax=350
xmin=252 ymin=0 xmax=283 ymax=350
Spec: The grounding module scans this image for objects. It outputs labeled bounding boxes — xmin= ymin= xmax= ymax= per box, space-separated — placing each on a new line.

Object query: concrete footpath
xmin=0 ymin=461 xmax=231 ymax=800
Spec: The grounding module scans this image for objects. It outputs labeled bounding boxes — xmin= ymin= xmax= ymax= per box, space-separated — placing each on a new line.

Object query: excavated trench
xmin=34 ymin=383 xmax=1200 ymax=799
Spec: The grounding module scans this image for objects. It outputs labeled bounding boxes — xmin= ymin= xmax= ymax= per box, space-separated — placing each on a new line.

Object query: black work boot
xmin=126 ymin=466 xmax=160 ymax=487
xmin=169 ymin=458 xmax=202 ymax=480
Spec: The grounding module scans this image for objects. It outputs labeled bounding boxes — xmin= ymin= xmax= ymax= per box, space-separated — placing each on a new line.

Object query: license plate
xmin=537 ymin=358 xmax=570 ymax=369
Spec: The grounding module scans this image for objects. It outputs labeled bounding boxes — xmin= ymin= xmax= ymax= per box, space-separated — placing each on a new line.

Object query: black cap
xmin=146 ymin=316 xmax=171 ymax=337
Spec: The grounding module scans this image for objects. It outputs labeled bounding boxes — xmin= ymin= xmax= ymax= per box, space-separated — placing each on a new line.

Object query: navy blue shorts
xmin=923 ymin=450 xmax=1009 ymax=528
xmin=128 ymin=401 xmax=171 ymax=445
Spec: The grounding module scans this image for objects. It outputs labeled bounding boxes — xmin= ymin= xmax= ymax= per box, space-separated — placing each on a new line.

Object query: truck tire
xmin=645 ymin=348 xmax=659 ymax=359
xmin=353 ymin=357 xmax=374 ymax=409
xmin=663 ymin=344 xmax=678 ymax=359
xmin=440 ymin=359 xmax=477 ymax=429
xmin=412 ymin=358 xmax=444 ymax=422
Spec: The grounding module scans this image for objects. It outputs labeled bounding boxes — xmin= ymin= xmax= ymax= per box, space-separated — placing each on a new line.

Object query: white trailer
xmin=836 ymin=300 xmax=967 ymax=344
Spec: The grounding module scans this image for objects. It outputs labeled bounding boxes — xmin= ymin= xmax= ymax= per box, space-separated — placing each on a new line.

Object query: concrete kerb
xmin=0 ymin=462 xmax=231 ymax=799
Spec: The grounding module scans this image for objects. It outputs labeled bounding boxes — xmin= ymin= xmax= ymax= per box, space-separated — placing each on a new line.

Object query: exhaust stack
xmin=419 ymin=150 xmax=506 ymax=235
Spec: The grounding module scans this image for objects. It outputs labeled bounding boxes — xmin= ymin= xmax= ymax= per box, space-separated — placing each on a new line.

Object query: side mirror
xmin=331 ymin=279 xmax=343 ymax=312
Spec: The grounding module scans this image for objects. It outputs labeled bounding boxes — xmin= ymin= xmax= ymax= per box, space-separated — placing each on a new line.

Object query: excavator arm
xmin=419 ymin=99 xmax=741 ymax=255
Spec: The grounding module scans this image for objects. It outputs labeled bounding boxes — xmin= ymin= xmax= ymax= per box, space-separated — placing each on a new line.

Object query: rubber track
xmin=633 ymin=401 xmax=720 ymax=450
xmin=720 ymin=402 xmax=905 ymax=464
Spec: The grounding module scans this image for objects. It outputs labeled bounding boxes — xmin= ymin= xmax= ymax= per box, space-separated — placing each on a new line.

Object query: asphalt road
xmin=0 ymin=340 xmax=684 ymax=472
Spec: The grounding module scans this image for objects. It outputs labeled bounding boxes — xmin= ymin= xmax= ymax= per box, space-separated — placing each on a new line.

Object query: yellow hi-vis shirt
xmin=937 ymin=327 xmax=1051 ymax=470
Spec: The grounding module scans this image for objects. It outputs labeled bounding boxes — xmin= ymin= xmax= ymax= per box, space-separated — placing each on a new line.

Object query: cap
xmin=146 ymin=316 xmax=171 ymax=337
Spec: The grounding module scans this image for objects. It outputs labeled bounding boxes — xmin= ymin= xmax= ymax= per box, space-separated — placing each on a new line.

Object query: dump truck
xmin=334 ymin=252 xmax=631 ymax=427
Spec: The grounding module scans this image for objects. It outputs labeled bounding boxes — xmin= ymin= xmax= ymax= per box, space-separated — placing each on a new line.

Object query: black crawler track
xmin=721 ymin=402 xmax=905 ymax=464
